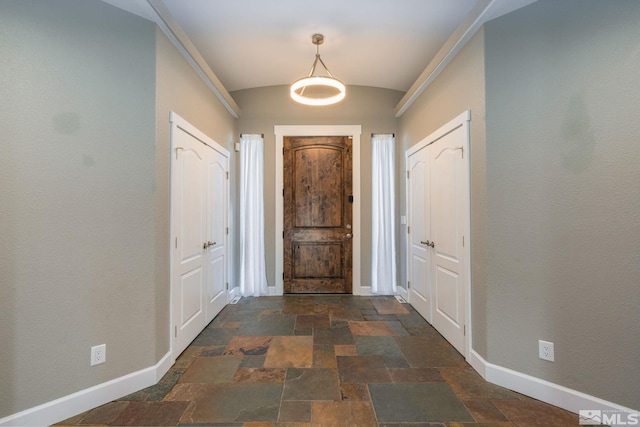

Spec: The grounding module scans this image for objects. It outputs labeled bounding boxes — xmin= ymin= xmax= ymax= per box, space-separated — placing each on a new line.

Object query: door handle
xmin=420 ymin=240 xmax=435 ymax=248
xmin=203 ymin=241 xmax=216 ymax=249
xmin=345 ymin=233 xmax=352 ymax=239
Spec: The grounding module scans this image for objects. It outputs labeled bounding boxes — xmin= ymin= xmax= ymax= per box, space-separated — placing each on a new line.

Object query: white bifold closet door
xmin=170 ymin=113 xmax=229 ymax=359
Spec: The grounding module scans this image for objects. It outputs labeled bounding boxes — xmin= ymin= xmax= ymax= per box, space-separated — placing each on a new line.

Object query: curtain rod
xmin=240 ymin=133 xmax=264 ymax=138
xmin=371 ymin=133 xmax=395 ymax=137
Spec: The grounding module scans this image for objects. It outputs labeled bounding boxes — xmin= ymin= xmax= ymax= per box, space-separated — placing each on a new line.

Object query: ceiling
xmin=159 ymin=0 xmax=479 ymax=93
xmin=102 ymin=0 xmax=537 ymax=114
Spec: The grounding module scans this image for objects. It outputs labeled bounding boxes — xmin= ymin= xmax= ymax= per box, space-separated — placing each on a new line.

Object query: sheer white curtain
xmin=239 ymin=134 xmax=268 ymax=296
xmin=371 ymin=134 xmax=397 ymax=295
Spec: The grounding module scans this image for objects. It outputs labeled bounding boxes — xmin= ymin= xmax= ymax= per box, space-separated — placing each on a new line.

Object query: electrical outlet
xmin=91 ymin=344 xmax=106 ymax=366
xmin=538 ymin=340 xmax=554 ymax=362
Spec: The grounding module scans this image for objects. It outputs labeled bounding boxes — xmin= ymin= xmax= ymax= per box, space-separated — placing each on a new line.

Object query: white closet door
xmin=170 ymin=112 xmax=231 ymax=360
xmin=407 ymin=146 xmax=431 ymax=322
xmin=171 ymin=127 xmax=207 ymax=358
xmin=205 ymin=148 xmax=228 ymax=323
xmin=406 ymin=111 xmax=470 ymax=357
xmin=430 ymin=130 xmax=467 ymax=355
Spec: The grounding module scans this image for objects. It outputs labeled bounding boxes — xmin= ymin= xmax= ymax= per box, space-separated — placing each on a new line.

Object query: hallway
xmin=56 ymin=296 xmax=578 ymax=426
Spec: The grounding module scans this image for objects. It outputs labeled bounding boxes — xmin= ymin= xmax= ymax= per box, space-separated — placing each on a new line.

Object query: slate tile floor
xmin=55 ymin=295 xmax=579 ymax=426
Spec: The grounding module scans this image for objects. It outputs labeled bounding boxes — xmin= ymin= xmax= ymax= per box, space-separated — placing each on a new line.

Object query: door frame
xmin=275 ymin=125 xmax=362 ymax=295
xmin=169 ymin=111 xmax=230 ymax=362
xmin=405 ymin=110 xmax=471 ymax=358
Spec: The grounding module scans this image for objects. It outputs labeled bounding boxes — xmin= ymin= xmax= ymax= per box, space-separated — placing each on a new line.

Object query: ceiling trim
xmin=394 ymin=0 xmax=538 ymax=117
xmin=394 ymin=0 xmax=491 ymax=117
xmin=146 ymin=0 xmax=241 ymax=119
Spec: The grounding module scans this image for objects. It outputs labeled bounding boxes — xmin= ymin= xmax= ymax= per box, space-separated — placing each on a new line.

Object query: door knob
xmin=345 ymin=233 xmax=352 ymax=239
xmin=420 ymin=240 xmax=435 ymax=248
xmin=203 ymin=241 xmax=216 ymax=249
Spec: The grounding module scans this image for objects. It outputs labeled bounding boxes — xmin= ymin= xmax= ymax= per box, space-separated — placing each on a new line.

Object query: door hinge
xmin=282 ymin=147 xmax=284 ymax=155
xmin=407 ymin=281 xmax=411 ymax=289
xmin=282 ymin=188 xmax=284 ymax=197
xmin=174 ymin=326 xmax=177 ymax=338
xmin=226 ymin=227 xmax=229 ymax=235
xmin=226 ymin=171 xmax=229 ymax=179
xmin=407 ymin=226 xmax=410 ymax=234
xmin=464 ymin=325 xmax=466 ymax=336
xmin=407 ymin=170 xmax=410 ymax=179
xmin=282 ymin=272 xmax=285 ymax=280
xmin=175 ymin=237 xmax=177 ymax=248
xmin=226 ymin=282 xmax=229 ymax=290
xmin=283 ymin=231 xmax=285 ymax=239
xmin=463 ymin=236 xmax=465 ymax=247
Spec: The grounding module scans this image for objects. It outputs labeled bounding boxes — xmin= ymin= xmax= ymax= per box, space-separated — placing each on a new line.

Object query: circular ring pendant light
xmin=290 ymin=34 xmax=346 ymax=106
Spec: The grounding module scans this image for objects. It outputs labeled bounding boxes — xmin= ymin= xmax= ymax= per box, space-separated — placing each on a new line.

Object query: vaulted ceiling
xmin=102 ymin=0 xmax=537 ymax=114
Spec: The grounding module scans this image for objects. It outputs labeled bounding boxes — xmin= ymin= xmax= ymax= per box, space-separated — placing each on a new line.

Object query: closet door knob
xmin=420 ymin=240 xmax=435 ymax=248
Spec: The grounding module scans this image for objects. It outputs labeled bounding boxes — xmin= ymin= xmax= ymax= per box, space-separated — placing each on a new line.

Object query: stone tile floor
xmin=55 ymin=295 xmax=579 ymax=426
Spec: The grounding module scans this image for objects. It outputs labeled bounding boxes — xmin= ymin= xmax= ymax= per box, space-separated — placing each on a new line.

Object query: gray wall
xmin=399 ymin=29 xmax=488 ymax=355
xmin=484 ymin=0 xmax=640 ymax=409
xmin=0 ymin=0 xmax=236 ymax=418
xmin=0 ymin=0 xmax=156 ymax=416
xmin=231 ymin=85 xmax=404 ymax=290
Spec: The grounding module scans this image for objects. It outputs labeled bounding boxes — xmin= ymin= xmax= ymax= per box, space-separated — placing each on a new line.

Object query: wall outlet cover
xmin=91 ymin=344 xmax=106 ymax=366
xmin=538 ymin=340 xmax=554 ymax=362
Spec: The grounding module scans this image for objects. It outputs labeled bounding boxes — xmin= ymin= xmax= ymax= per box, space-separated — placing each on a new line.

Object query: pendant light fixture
xmin=290 ymin=34 xmax=346 ymax=106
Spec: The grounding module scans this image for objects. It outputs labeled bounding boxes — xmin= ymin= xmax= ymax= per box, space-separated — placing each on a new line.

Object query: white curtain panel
xmin=371 ymin=134 xmax=397 ymax=295
xmin=239 ymin=134 xmax=268 ymax=296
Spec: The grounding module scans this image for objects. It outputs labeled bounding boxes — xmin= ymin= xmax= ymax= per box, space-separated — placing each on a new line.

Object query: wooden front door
xmin=284 ymin=136 xmax=353 ymax=293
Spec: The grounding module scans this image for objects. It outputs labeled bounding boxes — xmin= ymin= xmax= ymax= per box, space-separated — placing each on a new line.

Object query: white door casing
xmin=170 ymin=112 xmax=230 ymax=360
xmin=405 ymin=110 xmax=471 ymax=357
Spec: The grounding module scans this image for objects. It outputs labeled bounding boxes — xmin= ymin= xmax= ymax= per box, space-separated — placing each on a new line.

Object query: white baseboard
xmin=354 ymin=285 xmax=409 ymax=299
xmin=396 ymin=286 xmax=409 ymax=302
xmin=468 ymin=349 xmax=636 ymax=416
xmin=0 ymin=352 xmax=172 ymax=427
xmin=227 ymin=285 xmax=239 ymax=301
xmin=354 ymin=285 xmax=374 ymax=296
